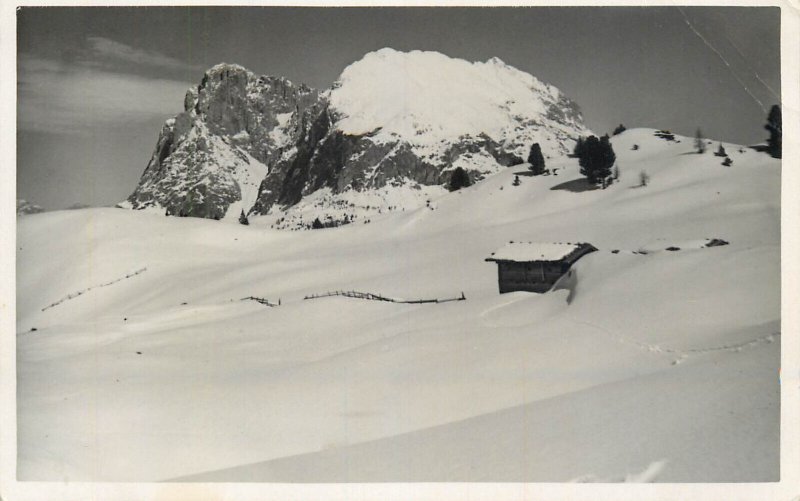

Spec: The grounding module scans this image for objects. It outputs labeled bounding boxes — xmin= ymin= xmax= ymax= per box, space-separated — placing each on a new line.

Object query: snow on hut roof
xmin=486 ymin=242 xmax=593 ymax=262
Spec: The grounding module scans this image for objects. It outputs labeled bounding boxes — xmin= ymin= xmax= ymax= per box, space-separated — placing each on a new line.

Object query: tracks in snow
xmin=571 ymin=318 xmax=778 ymax=365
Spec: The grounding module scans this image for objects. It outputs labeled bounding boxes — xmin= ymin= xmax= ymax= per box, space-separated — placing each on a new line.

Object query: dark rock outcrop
xmin=16 ymin=199 xmax=45 ymax=216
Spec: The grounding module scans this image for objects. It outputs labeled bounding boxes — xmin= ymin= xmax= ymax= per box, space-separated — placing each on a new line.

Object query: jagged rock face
xmin=125 ymin=50 xmax=588 ymax=221
xmin=124 ymin=63 xmax=321 ymax=219
xmin=251 ymin=109 xmax=450 ymax=214
xmin=194 ymin=65 xmax=319 ymax=166
xmin=17 ymin=199 xmax=44 ymax=216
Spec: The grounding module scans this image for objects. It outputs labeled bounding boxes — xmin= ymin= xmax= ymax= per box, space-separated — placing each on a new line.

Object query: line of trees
xmin=694 ymin=104 xmax=780 ymax=158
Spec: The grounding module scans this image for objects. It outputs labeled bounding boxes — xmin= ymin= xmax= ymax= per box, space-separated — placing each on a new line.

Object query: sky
xmin=16 ymin=6 xmax=781 ymax=209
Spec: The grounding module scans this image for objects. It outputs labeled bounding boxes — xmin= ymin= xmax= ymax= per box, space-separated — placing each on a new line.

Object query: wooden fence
xmin=303 ymin=290 xmax=466 ymax=304
xmin=42 ymin=267 xmax=147 ymax=312
xmin=241 ymin=296 xmax=280 ymax=307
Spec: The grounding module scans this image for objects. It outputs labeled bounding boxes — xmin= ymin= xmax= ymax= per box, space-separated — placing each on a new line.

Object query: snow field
xmin=16 ymin=129 xmax=781 ymax=481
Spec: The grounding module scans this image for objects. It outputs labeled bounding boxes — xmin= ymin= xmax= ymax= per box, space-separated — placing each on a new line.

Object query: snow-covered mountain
xmin=16 ymin=199 xmax=44 ymax=216
xmin=123 ymin=49 xmax=588 ymax=223
xmin=122 ymin=63 xmax=321 ymax=220
xmin=329 ymin=49 xmax=585 ymax=161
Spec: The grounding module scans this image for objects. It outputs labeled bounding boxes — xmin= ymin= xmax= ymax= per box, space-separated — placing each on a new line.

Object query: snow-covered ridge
xmin=329 ymin=48 xmax=585 ymax=158
xmin=332 ymin=48 xmax=553 ymax=138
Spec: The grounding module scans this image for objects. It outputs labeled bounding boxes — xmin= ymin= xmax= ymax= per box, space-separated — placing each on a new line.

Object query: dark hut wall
xmin=497 ymin=260 xmax=568 ymax=293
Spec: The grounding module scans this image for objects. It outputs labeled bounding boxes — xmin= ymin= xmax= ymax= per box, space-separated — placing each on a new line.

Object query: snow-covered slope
xmin=124 ymin=49 xmax=587 ymax=223
xmin=17 ymin=129 xmax=780 ymax=481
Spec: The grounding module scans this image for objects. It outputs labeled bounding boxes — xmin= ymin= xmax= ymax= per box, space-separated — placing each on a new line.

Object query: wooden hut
xmin=485 ymin=242 xmax=597 ymax=293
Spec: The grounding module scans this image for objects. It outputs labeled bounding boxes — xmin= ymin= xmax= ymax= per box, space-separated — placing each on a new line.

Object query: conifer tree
xmin=239 ymin=209 xmax=249 ymax=225
xmin=579 ymin=135 xmax=616 ymax=186
xmin=765 ymin=104 xmax=782 ymax=159
xmin=695 ymin=128 xmax=706 ymax=154
xmin=597 ymin=135 xmax=616 ymax=184
xmin=528 ymin=143 xmax=546 ymax=175
xmin=448 ymin=167 xmax=472 ymax=191
xmin=579 ymin=135 xmax=600 ymax=183
xmin=612 ymin=124 xmax=627 ymax=135
xmin=715 ymin=143 xmax=727 ymax=157
xmin=572 ymin=137 xmax=586 ymax=158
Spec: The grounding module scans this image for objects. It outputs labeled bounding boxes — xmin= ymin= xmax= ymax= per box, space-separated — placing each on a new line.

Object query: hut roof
xmin=485 ymin=242 xmax=596 ymax=263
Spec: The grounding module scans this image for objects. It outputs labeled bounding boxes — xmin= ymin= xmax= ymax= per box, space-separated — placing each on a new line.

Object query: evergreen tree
xmin=715 ymin=143 xmax=727 ymax=157
xmin=512 ymin=175 xmax=521 ymax=186
xmin=612 ymin=124 xmax=627 ymax=136
xmin=579 ymin=135 xmax=616 ymax=185
xmin=448 ymin=167 xmax=471 ymax=191
xmin=597 ymin=135 xmax=616 ymax=184
xmin=311 ymin=217 xmax=324 ymax=229
xmin=528 ymin=143 xmax=546 ymax=175
xmin=239 ymin=209 xmax=249 ymax=225
xmin=765 ymin=104 xmax=782 ymax=159
xmin=694 ymin=128 xmax=706 ymax=153
xmin=579 ymin=135 xmax=600 ymax=183
xmin=572 ymin=137 xmax=586 ymax=158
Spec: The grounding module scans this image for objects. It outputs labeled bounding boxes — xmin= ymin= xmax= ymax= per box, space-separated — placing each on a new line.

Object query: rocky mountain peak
xmin=122 ymin=62 xmax=322 ymax=220
xmin=123 ymin=49 xmax=588 ymax=225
